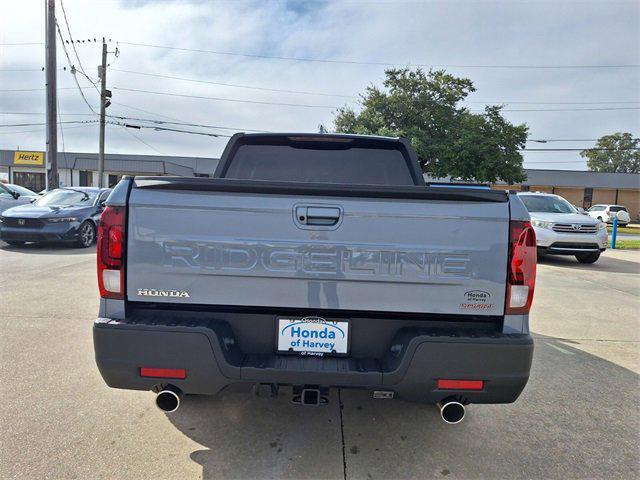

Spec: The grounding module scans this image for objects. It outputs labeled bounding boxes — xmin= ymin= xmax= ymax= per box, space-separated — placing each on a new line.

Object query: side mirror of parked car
xmin=11 ymin=191 xmax=20 ymax=200
xmin=99 ymin=200 xmax=107 ymax=208
xmin=577 ymin=207 xmax=587 ymax=215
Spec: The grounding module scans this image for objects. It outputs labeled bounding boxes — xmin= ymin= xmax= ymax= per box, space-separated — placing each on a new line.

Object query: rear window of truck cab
xmin=221 ymin=136 xmax=416 ymax=186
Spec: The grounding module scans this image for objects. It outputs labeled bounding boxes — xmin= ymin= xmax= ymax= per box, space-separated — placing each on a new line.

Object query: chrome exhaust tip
xmin=155 ymin=385 xmax=183 ymax=413
xmin=438 ymin=399 xmax=466 ymax=424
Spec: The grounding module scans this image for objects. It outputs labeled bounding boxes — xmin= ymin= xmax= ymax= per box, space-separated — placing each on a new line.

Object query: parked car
xmin=518 ymin=192 xmax=607 ymax=264
xmin=0 ymin=183 xmax=39 ymax=214
xmin=94 ymin=133 xmax=536 ymax=424
xmin=0 ymin=187 xmax=111 ymax=247
xmin=586 ymin=204 xmax=631 ymax=226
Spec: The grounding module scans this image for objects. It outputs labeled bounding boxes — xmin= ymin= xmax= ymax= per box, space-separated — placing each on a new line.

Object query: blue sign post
xmin=611 ymin=216 xmax=618 ymax=249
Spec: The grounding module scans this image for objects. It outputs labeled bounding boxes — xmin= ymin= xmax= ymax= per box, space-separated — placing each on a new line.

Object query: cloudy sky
xmin=1 ymin=0 xmax=638 ymax=169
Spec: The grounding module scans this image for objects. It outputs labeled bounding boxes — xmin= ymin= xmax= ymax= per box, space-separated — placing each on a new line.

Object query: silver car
xmin=518 ymin=192 xmax=607 ymax=264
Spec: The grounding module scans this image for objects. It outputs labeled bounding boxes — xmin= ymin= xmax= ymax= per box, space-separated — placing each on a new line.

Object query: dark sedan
xmin=0 ymin=187 xmax=111 ymax=247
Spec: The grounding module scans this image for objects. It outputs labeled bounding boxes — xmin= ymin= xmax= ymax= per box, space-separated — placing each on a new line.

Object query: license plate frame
xmin=276 ymin=316 xmax=350 ymax=357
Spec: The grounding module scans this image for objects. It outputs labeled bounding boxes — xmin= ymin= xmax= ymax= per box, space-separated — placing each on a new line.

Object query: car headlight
xmin=47 ymin=217 xmax=77 ymax=223
xmin=597 ymin=222 xmax=607 ymax=230
xmin=531 ymin=220 xmax=553 ymax=229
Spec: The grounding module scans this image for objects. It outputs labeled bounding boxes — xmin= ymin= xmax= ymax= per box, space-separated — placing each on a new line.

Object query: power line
xmin=0 ymin=123 xmax=97 ymax=135
xmin=0 ymin=67 xmax=68 ymax=72
xmin=106 ymin=120 xmax=231 ymax=138
xmin=115 ymin=123 xmax=167 ymax=154
xmin=0 ymin=113 xmax=627 ymax=143
xmin=110 ymin=100 xmax=250 ymax=136
xmin=0 ymin=88 xmax=46 ymax=92
xmin=0 ymin=86 xmax=94 ymax=92
xmin=58 ymin=0 xmax=100 ymax=88
xmin=0 ymin=112 xmax=633 ymax=136
xmin=466 ymin=100 xmax=640 ymax=105
xmin=119 ymin=41 xmax=640 ymax=69
xmin=111 ymin=87 xmax=640 ymax=112
xmin=0 ymin=111 xmax=96 ymax=116
xmin=499 ymin=106 xmax=640 ymax=112
xmin=108 ymin=102 xmax=270 ymax=133
xmin=0 ymin=120 xmax=99 ymax=127
xmin=107 ymin=114 xmax=269 ymax=133
xmin=524 ymin=160 xmax=588 ymax=164
xmin=4 ymin=83 xmax=638 ymax=110
xmin=111 ymin=69 xmax=354 ymax=98
xmin=0 ymin=42 xmax=43 ymax=46
xmin=55 ymin=21 xmax=98 ymax=114
xmin=522 ymin=147 xmax=640 ymax=151
xmin=112 ymin=86 xmax=342 ymax=109
xmin=112 ymin=69 xmax=640 ymax=105
xmin=111 ymin=100 xmax=195 ymax=124
xmin=528 ymin=138 xmax=605 ymax=142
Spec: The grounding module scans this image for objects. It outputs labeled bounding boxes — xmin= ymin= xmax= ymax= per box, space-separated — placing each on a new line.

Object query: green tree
xmin=334 ymin=68 xmax=528 ymax=183
xmin=581 ymin=133 xmax=640 ymax=173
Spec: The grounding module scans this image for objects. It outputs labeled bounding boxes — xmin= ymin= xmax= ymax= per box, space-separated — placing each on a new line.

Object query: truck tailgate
xmin=126 ymin=184 xmax=509 ymax=316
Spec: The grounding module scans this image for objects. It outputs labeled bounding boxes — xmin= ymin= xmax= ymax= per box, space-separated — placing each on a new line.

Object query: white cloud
xmin=1 ymin=0 xmax=638 ymax=169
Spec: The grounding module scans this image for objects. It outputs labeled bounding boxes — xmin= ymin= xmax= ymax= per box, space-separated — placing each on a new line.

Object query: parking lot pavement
xmin=1 ymin=243 xmax=639 ymax=479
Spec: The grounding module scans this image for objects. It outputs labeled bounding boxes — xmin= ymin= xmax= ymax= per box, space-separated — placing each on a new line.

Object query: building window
xmin=79 ymin=170 xmax=93 ymax=187
xmin=13 ymin=171 xmax=46 ymax=193
xmin=108 ymin=174 xmax=122 ymax=188
xmin=521 ymin=185 xmax=530 ymax=192
xmin=583 ymin=187 xmax=593 ymax=209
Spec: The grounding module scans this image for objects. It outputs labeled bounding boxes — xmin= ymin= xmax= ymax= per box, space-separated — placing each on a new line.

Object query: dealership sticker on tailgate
xmin=277 ymin=317 xmax=349 ymax=356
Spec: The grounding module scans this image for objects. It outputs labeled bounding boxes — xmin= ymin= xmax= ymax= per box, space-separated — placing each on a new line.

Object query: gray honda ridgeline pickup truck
xmin=94 ymin=133 xmax=536 ymax=424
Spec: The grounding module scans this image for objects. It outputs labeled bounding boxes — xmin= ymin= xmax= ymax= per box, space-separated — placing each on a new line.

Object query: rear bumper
xmin=94 ymin=317 xmax=534 ymax=404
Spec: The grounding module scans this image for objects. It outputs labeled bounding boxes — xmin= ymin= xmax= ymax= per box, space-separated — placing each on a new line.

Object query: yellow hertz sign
xmin=13 ymin=151 xmax=45 ymax=166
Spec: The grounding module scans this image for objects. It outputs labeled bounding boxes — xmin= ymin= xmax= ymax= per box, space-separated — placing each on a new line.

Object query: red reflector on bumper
xmin=140 ymin=368 xmax=186 ymax=379
xmin=437 ymin=379 xmax=484 ymax=390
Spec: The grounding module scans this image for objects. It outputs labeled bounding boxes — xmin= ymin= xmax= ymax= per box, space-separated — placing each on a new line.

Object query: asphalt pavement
xmin=1 ymin=243 xmax=638 ymax=479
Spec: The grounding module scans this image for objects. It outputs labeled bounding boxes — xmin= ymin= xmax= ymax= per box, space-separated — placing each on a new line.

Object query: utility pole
xmin=97 ymin=37 xmax=107 ymax=188
xmin=45 ymin=0 xmax=58 ymax=190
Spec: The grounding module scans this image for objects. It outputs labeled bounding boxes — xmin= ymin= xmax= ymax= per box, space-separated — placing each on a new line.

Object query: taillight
xmin=506 ymin=220 xmax=536 ymax=314
xmin=97 ymin=206 xmax=125 ymax=299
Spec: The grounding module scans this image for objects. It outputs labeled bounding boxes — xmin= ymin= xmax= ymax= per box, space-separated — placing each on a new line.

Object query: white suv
xmin=518 ymin=192 xmax=608 ymax=264
xmin=586 ymin=204 xmax=631 ymax=226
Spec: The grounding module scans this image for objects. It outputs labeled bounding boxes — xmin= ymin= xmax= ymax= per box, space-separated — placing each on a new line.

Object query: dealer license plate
xmin=277 ymin=317 xmax=349 ymax=356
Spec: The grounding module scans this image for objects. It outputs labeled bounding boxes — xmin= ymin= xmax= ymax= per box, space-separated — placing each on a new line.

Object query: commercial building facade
xmin=2 ymin=149 xmax=638 ymax=220
xmin=491 ymin=169 xmax=640 ymax=221
xmin=0 ymin=149 xmax=219 ymax=192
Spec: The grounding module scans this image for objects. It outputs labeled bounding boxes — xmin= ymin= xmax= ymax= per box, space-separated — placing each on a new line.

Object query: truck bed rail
xmin=132 ymin=177 xmax=509 ymax=203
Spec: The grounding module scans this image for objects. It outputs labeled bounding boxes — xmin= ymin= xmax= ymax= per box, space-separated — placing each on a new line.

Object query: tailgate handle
xmin=296 ymin=206 xmax=341 ymax=226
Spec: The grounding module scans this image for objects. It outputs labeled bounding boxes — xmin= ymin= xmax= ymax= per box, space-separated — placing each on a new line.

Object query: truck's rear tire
xmin=575 ymin=252 xmax=600 ymax=264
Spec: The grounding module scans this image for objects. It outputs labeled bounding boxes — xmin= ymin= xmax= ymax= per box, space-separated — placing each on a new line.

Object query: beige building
xmin=426 ymin=169 xmax=640 ymax=222
xmin=491 ymin=169 xmax=640 ymax=221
